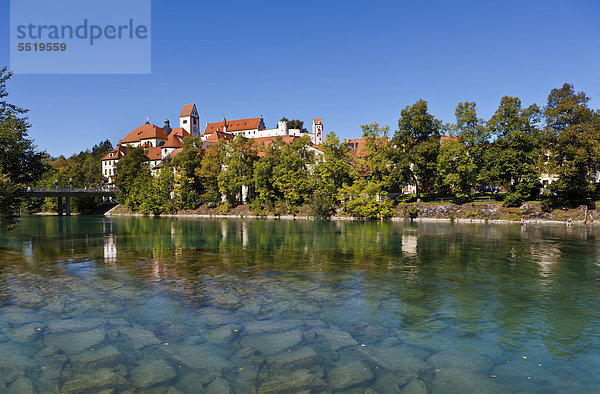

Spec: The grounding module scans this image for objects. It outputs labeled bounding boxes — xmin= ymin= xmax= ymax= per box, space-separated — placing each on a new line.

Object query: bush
xmin=218 ymin=202 xmax=231 ymax=215
xmin=249 ymin=199 xmax=266 ymax=216
xmin=338 ymin=180 xmax=394 ymax=219
xmin=308 ymin=184 xmax=337 ymax=219
xmin=408 ymin=206 xmax=419 ymax=220
xmin=503 ymin=192 xmax=524 ymax=207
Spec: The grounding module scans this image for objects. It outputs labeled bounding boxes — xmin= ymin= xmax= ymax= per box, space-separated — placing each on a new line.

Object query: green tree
xmin=0 ymin=67 xmax=46 ymax=228
xmin=171 ymin=136 xmax=203 ymax=209
xmin=317 ymin=131 xmax=356 ymax=190
xmin=338 ymin=180 xmax=394 ymax=219
xmin=218 ymin=136 xmax=258 ymax=205
xmin=437 ymin=140 xmax=477 ymax=201
xmin=486 ymin=96 xmax=543 ymax=206
xmin=359 ymin=122 xmax=395 ymax=188
xmin=272 ymin=136 xmax=316 ymax=212
xmin=392 ymin=100 xmax=442 ymax=199
xmin=253 ymin=138 xmax=286 ymax=207
xmin=544 ymin=83 xmax=600 ymax=207
xmin=114 ymin=146 xmax=152 ymax=211
xmin=197 ymin=141 xmax=226 ymax=204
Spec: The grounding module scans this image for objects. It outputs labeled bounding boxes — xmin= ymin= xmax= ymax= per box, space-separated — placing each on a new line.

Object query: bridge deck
xmin=23 ymin=188 xmax=118 ymax=198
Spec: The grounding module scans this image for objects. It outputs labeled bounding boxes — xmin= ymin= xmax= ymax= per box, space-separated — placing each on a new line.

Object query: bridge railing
xmin=25 ymin=187 xmax=119 ymax=193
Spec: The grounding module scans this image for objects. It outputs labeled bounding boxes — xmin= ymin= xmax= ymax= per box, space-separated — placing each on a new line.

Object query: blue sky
xmin=1 ymin=0 xmax=599 ymax=157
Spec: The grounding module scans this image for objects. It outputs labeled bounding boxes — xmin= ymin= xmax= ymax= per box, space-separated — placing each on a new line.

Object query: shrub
xmin=338 ymin=180 xmax=394 ymax=219
xmin=408 ymin=206 xmax=419 ymax=220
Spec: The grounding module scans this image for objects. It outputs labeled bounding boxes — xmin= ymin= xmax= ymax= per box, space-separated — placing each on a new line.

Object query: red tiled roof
xmin=120 ymin=124 xmax=167 ymax=144
xmin=101 ymin=146 xmax=127 ymax=161
xmin=180 ymin=104 xmax=196 ymax=117
xmin=347 ymin=137 xmax=388 ymax=158
xmin=205 ymin=117 xmax=262 ymax=134
xmin=441 ymin=136 xmax=459 ymax=144
xmin=204 ymin=129 xmax=236 ymax=143
xmin=144 ymin=147 xmax=163 ymax=161
xmin=163 ymin=133 xmax=183 ymax=148
xmin=167 ymin=147 xmax=183 ymax=159
xmin=170 ymin=128 xmax=190 ymax=138
xmin=313 ymin=118 xmax=323 ymax=123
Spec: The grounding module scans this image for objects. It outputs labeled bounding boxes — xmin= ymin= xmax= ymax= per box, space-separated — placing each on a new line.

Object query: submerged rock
xmin=61 ymin=365 xmax=128 ymax=393
xmin=6 ymin=376 xmax=34 ymax=394
xmin=45 ymin=328 xmax=106 ymax=354
xmin=349 ymin=321 xmax=389 ymax=341
xmin=241 ymin=330 xmax=303 ymax=355
xmin=70 ymin=346 xmax=124 ymax=371
xmin=258 ymin=369 xmax=326 ymax=393
xmin=244 ymin=319 xmax=303 ymax=335
xmin=205 ymin=324 xmax=242 ymax=344
xmin=268 ymin=347 xmax=319 ymax=371
xmin=177 ymin=371 xmax=218 ymax=392
xmin=328 ymin=361 xmax=374 ymax=390
xmin=400 ymin=378 xmax=428 ymax=394
xmin=430 ymin=368 xmax=503 ymax=394
xmin=427 ymin=350 xmax=493 ymax=372
xmin=357 ymin=345 xmax=428 ymax=375
xmin=162 ymin=344 xmax=232 ymax=374
xmin=6 ymin=322 xmax=45 ymax=343
xmin=205 ymin=377 xmax=232 ymax=394
xmin=313 ymin=328 xmax=358 ymax=350
xmin=131 ymin=359 xmax=177 ymax=389
xmin=117 ymin=326 xmax=161 ymax=349
xmin=46 ymin=318 xmax=105 ymax=334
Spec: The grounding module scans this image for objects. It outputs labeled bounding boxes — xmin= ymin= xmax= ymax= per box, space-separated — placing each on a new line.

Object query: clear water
xmin=1 ymin=217 xmax=599 ymax=393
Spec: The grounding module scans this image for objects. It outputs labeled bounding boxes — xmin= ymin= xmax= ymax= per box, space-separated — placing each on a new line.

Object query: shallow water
xmin=1 ymin=217 xmax=599 ymax=392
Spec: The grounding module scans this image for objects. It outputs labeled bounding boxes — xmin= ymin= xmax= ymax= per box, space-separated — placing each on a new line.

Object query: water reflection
xmin=0 ymin=217 xmax=599 ymax=392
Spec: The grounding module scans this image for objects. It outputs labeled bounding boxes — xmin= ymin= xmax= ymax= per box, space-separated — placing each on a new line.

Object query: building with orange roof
xmin=200 ymin=116 xmax=324 ymax=145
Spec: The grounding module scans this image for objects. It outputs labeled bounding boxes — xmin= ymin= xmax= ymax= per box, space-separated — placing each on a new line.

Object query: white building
xmin=201 ymin=116 xmax=325 ymax=145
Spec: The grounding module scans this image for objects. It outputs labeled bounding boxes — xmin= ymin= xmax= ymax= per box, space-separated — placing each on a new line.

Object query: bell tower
xmin=312 ymin=118 xmax=323 ymax=145
xmin=180 ymin=104 xmax=200 ymax=136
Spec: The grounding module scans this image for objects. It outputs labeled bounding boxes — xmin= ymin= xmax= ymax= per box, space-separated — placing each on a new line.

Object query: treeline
xmin=24 ymin=140 xmax=114 ymax=214
xmin=115 ymin=83 xmax=600 ymax=218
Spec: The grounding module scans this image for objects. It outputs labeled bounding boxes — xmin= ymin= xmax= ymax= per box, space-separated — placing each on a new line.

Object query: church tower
xmin=180 ymin=104 xmax=200 ymax=136
xmin=312 ymin=118 xmax=323 ymax=145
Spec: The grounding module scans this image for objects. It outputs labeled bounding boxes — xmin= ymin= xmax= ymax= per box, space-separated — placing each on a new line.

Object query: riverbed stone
xmin=118 ymin=326 xmax=161 ymax=349
xmin=328 ymin=361 xmax=374 ymax=390
xmin=205 ymin=324 xmax=242 ymax=344
xmin=132 ymin=359 xmax=177 ymax=389
xmin=268 ymin=347 xmax=319 ymax=370
xmin=0 ymin=345 xmax=34 ymax=383
xmin=71 ymin=345 xmax=124 ymax=371
xmin=198 ymin=309 xmax=240 ymax=326
xmin=429 ymin=368 xmax=503 ymax=394
xmin=427 ymin=350 xmax=493 ymax=372
xmin=176 ymin=371 xmax=213 ymax=391
xmin=45 ymin=328 xmax=106 ymax=354
xmin=357 ymin=345 xmax=428 ymax=375
xmin=162 ymin=343 xmax=232 ymax=373
xmin=314 ymin=328 xmax=358 ymax=350
xmin=350 ymin=321 xmax=389 ymax=341
xmin=13 ymin=292 xmax=45 ymax=308
xmin=46 ymin=318 xmax=105 ymax=334
xmin=6 ymin=322 xmax=45 ymax=342
xmin=400 ymin=378 xmax=428 ymax=394
xmin=3 ymin=307 xmax=41 ymax=325
xmin=205 ymin=377 xmax=232 ymax=394
xmin=6 ymin=376 xmax=34 ymax=394
xmin=244 ymin=319 xmax=303 ymax=335
xmin=258 ymin=369 xmax=326 ymax=393
xmin=61 ymin=365 xmax=128 ymax=393
xmin=241 ymin=330 xmax=303 ymax=355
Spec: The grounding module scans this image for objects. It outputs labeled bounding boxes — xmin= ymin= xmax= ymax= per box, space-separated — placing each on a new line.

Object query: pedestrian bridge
xmin=23 ymin=187 xmax=118 ymax=216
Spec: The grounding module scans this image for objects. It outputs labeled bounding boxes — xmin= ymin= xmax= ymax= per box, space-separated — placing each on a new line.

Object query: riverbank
xmin=104 ymin=202 xmax=595 ymax=224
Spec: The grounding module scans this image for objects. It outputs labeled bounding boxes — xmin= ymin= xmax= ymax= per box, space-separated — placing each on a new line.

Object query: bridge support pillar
xmin=58 ymin=197 xmax=63 ymax=216
xmin=65 ymin=197 xmax=71 ymax=216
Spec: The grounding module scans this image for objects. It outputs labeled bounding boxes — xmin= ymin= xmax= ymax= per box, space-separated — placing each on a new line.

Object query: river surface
xmin=0 ymin=216 xmax=599 ymax=393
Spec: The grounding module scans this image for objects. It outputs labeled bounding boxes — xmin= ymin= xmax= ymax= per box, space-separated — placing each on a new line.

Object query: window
xmin=183 ymin=119 xmax=188 ymax=124
xmin=193 ymin=118 xmax=197 ymax=125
